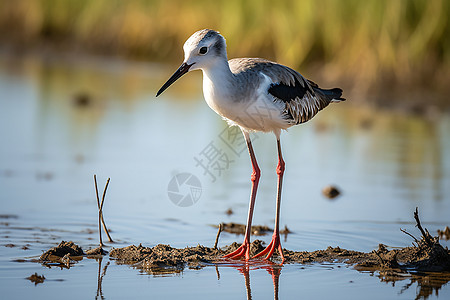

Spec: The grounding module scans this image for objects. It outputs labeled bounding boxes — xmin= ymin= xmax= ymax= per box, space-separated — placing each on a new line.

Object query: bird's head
xmin=156 ymin=29 xmax=227 ymax=97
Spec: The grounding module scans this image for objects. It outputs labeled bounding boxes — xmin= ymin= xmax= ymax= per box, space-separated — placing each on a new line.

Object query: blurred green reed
xmin=0 ymin=0 xmax=449 ymax=90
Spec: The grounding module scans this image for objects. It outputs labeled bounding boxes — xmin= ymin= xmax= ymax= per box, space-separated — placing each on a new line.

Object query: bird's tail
xmin=307 ymin=79 xmax=345 ymax=102
xmin=314 ymin=87 xmax=345 ymax=102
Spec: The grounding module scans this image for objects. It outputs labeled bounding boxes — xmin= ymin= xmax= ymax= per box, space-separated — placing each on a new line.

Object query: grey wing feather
xmin=229 ymin=58 xmax=344 ymax=125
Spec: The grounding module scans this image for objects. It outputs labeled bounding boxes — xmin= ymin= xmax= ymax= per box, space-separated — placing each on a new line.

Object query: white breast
xmin=202 ymin=71 xmax=288 ymax=132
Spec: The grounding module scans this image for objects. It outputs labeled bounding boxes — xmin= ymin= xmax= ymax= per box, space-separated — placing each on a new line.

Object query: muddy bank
xmin=39 ymin=231 xmax=450 ymax=275
xmin=39 ymin=210 xmax=450 ymax=275
xmin=106 ymin=237 xmax=450 ymax=274
xmin=35 ymin=231 xmax=450 ymax=300
xmin=107 ymin=240 xmax=370 ymax=271
xmin=39 ymin=234 xmax=450 ymax=275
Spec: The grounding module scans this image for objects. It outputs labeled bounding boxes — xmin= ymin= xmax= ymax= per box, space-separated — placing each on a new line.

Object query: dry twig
xmin=94 ymin=175 xmax=114 ymax=247
xmin=400 ymin=228 xmax=419 ymax=243
xmin=413 ymin=207 xmax=433 ymax=246
xmin=214 ymin=223 xmax=223 ymax=250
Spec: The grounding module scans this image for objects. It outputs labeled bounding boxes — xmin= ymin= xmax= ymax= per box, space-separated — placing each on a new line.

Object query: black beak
xmin=156 ymin=62 xmax=194 ymax=97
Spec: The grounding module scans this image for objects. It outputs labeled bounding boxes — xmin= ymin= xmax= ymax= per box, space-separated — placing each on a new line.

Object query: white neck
xmin=201 ymin=59 xmax=237 ymax=117
xmin=202 ymin=58 xmax=235 ymax=96
xmin=202 ymin=59 xmax=233 ymax=86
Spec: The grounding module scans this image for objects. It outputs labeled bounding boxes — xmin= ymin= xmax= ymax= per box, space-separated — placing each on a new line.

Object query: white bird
xmin=156 ymin=29 xmax=345 ymax=263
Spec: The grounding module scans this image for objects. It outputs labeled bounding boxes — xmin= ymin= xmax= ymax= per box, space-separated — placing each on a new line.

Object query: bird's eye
xmin=199 ymin=47 xmax=208 ymax=55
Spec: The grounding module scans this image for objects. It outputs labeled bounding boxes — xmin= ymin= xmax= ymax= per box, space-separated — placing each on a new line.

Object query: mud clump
xmin=109 ymin=244 xmax=153 ymax=263
xmin=143 ymin=244 xmax=219 ymax=269
xmin=322 ymin=185 xmax=341 ymax=199
xmin=40 ymin=241 xmax=84 ymax=261
xmin=26 ymin=273 xmax=45 ymax=285
xmin=110 ymin=243 xmax=222 ymax=272
xmin=355 ymin=210 xmax=450 ymax=273
xmin=85 ymin=246 xmax=108 ymax=256
xmin=219 ymin=223 xmax=270 ymax=236
xmin=40 ymin=241 xmax=84 ymax=267
xmin=393 ymin=234 xmax=450 ymax=272
xmin=438 ymin=226 xmax=450 ymax=240
xmin=284 ymin=246 xmax=373 ymax=264
xmin=217 ymin=223 xmax=291 ymax=236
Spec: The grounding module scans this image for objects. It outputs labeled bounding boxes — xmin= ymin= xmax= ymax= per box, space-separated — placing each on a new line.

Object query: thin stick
xmin=94 ymin=175 xmax=103 ymax=247
xmin=372 ymin=249 xmax=385 ymax=265
xmin=400 ymin=228 xmax=418 ymax=243
xmin=99 ymin=178 xmax=113 ymax=242
xmin=99 ymin=178 xmax=110 ymax=210
xmin=215 ymin=265 xmax=220 ymax=280
xmin=214 ymin=223 xmax=223 ymax=250
xmin=413 ymin=207 xmax=433 ymax=246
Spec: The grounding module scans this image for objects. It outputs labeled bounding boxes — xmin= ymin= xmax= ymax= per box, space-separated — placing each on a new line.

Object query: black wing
xmin=269 ymin=76 xmax=343 ymax=124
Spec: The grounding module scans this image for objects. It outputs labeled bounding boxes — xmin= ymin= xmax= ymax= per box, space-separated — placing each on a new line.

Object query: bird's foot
xmin=253 ymin=232 xmax=284 ymax=263
xmin=223 ymin=239 xmax=251 ymax=261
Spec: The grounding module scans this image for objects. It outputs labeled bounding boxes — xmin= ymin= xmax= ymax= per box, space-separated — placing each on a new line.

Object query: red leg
xmin=253 ymin=137 xmax=285 ymax=263
xmin=224 ymin=131 xmax=260 ymax=261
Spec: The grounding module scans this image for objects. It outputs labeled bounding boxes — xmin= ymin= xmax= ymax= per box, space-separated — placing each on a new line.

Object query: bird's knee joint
xmin=276 ymin=161 xmax=285 ymax=175
xmin=251 ymin=168 xmax=261 ymax=182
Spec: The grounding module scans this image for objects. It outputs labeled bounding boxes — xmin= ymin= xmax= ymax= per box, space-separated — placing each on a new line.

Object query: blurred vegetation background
xmin=0 ymin=0 xmax=449 ymax=106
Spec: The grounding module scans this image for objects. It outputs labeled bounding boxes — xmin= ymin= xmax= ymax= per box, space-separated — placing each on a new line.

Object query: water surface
xmin=0 ymin=53 xmax=449 ymax=299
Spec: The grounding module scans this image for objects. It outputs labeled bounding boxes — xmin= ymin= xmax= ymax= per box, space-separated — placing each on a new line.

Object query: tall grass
xmin=0 ymin=0 xmax=449 ymax=94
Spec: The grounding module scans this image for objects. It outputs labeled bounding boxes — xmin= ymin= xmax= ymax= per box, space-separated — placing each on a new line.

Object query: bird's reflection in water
xmin=216 ymin=260 xmax=282 ymax=300
xmin=216 ymin=260 xmax=450 ymax=300
xmin=238 ymin=265 xmax=252 ymax=300
xmin=264 ymin=265 xmax=281 ymax=300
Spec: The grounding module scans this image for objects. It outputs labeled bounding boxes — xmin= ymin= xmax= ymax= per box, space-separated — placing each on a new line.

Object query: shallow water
xmin=0 ymin=53 xmax=449 ymax=299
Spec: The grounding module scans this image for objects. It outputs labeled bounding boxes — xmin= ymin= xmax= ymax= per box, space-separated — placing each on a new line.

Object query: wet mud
xmin=438 ymin=226 xmax=450 ymax=241
xmin=322 ymin=185 xmax=341 ymax=199
xmin=40 ymin=241 xmax=84 ymax=260
xmin=36 ymin=236 xmax=450 ymax=300
xmin=106 ymin=236 xmax=450 ymax=274
xmin=215 ymin=223 xmax=291 ymax=236
xmin=40 ymin=228 xmax=450 ymax=274
xmin=39 ymin=241 xmax=84 ymax=268
xmin=26 ymin=273 xmax=45 ymax=285
xmin=37 ymin=210 xmax=450 ymax=297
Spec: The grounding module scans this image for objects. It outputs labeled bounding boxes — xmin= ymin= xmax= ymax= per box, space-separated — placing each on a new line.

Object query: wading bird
xmin=156 ymin=29 xmax=345 ymax=263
